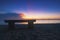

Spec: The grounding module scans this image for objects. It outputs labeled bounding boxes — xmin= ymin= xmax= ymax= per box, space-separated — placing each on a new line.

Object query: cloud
xmin=0 ymin=13 xmax=24 ymax=25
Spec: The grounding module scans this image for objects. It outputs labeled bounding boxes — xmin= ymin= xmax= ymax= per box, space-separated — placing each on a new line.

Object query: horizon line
xmin=5 ymin=18 xmax=60 ymax=20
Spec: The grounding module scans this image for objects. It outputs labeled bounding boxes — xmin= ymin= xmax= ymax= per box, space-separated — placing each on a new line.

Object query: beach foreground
xmin=0 ymin=23 xmax=60 ymax=40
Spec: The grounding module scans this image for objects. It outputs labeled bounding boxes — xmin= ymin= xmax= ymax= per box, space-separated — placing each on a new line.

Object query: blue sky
xmin=0 ymin=0 xmax=60 ymax=14
xmin=0 ymin=0 xmax=27 ymax=12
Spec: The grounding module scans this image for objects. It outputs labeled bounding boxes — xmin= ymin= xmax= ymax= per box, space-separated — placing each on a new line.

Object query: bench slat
xmin=5 ymin=20 xmax=36 ymax=22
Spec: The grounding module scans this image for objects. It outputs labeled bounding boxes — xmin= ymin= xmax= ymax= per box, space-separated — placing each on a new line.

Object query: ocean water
xmin=0 ymin=20 xmax=60 ymax=25
xmin=35 ymin=20 xmax=60 ymax=24
xmin=16 ymin=20 xmax=60 ymax=24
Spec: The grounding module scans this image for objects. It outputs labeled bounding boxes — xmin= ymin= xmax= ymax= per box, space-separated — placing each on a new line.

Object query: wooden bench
xmin=4 ymin=20 xmax=36 ymax=30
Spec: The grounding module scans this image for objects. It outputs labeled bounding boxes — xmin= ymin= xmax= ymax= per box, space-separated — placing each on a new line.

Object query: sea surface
xmin=0 ymin=20 xmax=60 ymax=25
xmin=0 ymin=23 xmax=60 ymax=40
xmin=35 ymin=20 xmax=60 ymax=24
xmin=18 ymin=20 xmax=60 ymax=24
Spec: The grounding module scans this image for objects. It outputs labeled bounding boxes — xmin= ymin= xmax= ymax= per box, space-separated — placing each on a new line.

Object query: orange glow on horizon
xmin=19 ymin=13 xmax=60 ymax=20
xmin=16 ymin=12 xmax=60 ymax=24
xmin=19 ymin=13 xmax=37 ymax=19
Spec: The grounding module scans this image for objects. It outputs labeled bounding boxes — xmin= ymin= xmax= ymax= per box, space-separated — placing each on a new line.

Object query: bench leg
xmin=8 ymin=22 xmax=15 ymax=30
xmin=28 ymin=21 xmax=34 ymax=29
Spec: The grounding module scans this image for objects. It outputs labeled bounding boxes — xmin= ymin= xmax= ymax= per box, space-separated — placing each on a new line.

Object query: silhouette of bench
xmin=4 ymin=20 xmax=36 ymax=30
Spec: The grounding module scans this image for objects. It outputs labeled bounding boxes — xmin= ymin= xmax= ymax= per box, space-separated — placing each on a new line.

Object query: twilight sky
xmin=0 ymin=0 xmax=60 ymax=19
xmin=0 ymin=0 xmax=60 ymax=24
